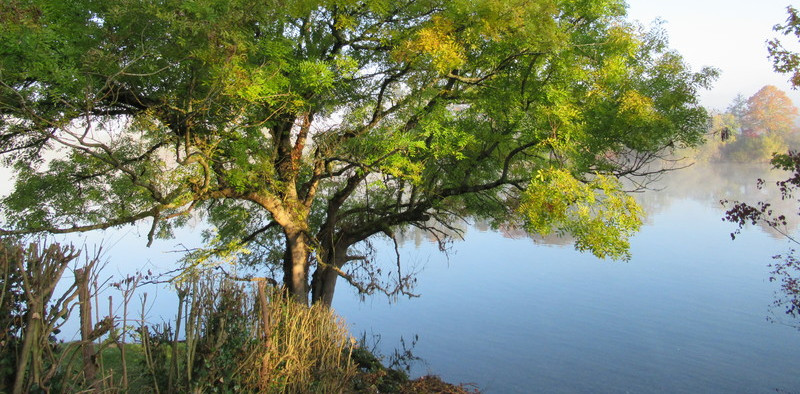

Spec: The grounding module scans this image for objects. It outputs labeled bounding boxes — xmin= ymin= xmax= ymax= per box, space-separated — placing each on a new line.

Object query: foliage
xmin=138 ymin=322 xmax=174 ymax=391
xmin=724 ymin=133 xmax=788 ymax=163
xmin=0 ymin=239 xmax=26 ymax=391
xmin=769 ymin=250 xmax=800 ymax=319
xmin=692 ymin=111 xmax=737 ymax=162
xmin=692 ymin=86 xmax=799 ymax=163
xmin=193 ymin=282 xmax=258 ymax=392
xmin=742 ymin=85 xmax=798 ymax=136
xmin=0 ymin=0 xmax=715 ymax=304
xmin=518 ymin=168 xmax=642 ymax=260
xmin=769 ymin=6 xmax=800 ymax=88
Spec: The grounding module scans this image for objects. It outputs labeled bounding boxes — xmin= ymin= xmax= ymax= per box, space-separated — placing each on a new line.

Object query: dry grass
xmin=257 ymin=289 xmax=357 ymax=393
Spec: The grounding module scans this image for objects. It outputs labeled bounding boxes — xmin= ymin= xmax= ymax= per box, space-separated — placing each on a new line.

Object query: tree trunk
xmin=310 ymin=248 xmax=348 ymax=307
xmin=310 ymin=266 xmax=339 ymax=307
xmin=75 ymin=268 xmax=99 ymax=391
xmin=12 ymin=302 xmax=39 ymax=394
xmin=282 ymin=228 xmax=311 ymax=305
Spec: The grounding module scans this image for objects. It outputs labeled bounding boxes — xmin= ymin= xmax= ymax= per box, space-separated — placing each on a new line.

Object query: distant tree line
xmin=697 ymin=85 xmax=800 ymax=163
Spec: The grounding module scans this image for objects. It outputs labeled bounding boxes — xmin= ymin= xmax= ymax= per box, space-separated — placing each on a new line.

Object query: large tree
xmin=0 ymin=0 xmax=714 ymax=305
xmin=741 ymin=85 xmax=798 ymax=136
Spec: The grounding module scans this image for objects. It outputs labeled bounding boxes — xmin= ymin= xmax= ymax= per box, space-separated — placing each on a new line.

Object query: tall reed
xmin=257 ymin=287 xmax=357 ymax=393
xmin=140 ymin=272 xmax=357 ymax=393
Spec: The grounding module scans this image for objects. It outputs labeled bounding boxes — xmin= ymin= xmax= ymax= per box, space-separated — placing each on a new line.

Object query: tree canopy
xmin=742 ymin=85 xmax=798 ymax=136
xmin=0 ymin=0 xmax=715 ymax=305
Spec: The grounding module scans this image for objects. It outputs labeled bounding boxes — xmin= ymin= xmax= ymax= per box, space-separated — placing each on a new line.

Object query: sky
xmin=626 ymin=0 xmax=800 ymax=110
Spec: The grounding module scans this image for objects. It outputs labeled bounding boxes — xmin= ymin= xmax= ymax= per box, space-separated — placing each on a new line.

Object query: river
xmin=332 ymin=163 xmax=800 ymax=393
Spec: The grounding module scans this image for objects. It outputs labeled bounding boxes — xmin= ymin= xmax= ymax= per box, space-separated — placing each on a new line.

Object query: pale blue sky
xmin=626 ymin=0 xmax=800 ymax=110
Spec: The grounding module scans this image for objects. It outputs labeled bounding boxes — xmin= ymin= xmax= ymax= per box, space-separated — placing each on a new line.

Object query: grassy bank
xmin=85 ymin=341 xmax=478 ymax=393
xmin=1 ymin=240 xmax=476 ymax=393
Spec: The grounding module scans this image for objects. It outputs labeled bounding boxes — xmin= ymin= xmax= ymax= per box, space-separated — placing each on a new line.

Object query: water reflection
xmin=397 ymin=162 xmax=799 ymax=249
xmin=335 ymin=163 xmax=800 ymax=393
xmin=633 ymin=163 xmax=800 ymax=239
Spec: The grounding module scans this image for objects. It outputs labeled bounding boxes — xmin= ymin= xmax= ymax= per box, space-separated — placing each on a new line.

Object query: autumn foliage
xmin=699 ymin=85 xmax=799 ymax=162
xmin=742 ymin=85 xmax=798 ymax=137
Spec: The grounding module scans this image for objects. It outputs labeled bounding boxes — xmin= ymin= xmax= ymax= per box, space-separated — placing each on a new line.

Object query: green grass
xmin=95 ymin=342 xmax=149 ymax=391
xmin=53 ymin=341 xmax=155 ymax=392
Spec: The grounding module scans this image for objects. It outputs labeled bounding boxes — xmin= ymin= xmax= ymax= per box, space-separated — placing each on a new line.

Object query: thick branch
xmin=0 ymin=208 xmax=159 ymax=238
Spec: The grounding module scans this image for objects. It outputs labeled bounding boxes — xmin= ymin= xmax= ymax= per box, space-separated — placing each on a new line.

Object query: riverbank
xmin=0 ymin=238 xmax=476 ymax=393
xmin=350 ymin=343 xmax=479 ymax=393
xmin=5 ymin=340 xmax=478 ymax=393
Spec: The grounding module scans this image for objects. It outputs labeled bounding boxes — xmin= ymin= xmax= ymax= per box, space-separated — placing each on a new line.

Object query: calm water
xmin=44 ymin=164 xmax=800 ymax=392
xmin=332 ymin=165 xmax=800 ymax=393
